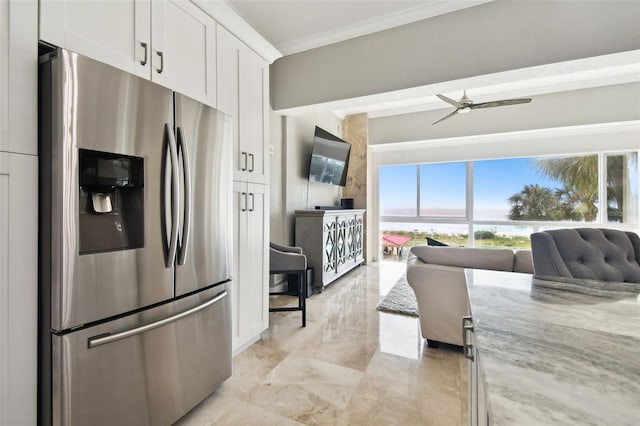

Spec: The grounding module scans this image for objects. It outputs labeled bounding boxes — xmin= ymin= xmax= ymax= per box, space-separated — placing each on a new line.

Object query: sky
xmin=379 ymin=158 xmax=563 ymax=217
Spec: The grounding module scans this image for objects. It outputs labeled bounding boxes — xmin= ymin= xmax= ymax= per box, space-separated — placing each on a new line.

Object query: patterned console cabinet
xmin=295 ymin=209 xmax=365 ymax=291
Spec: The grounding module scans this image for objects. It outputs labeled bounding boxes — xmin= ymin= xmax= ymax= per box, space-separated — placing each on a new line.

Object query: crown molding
xmin=276 ymin=0 xmax=494 ymax=56
xmin=192 ymin=0 xmax=282 ymax=63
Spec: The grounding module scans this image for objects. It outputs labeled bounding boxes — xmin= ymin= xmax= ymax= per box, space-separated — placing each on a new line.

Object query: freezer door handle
xmin=88 ymin=290 xmax=228 ymax=348
xmin=177 ymin=127 xmax=192 ymax=266
xmin=166 ymin=123 xmax=180 ymax=267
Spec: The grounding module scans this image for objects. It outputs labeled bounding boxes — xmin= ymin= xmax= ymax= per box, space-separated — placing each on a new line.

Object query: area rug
xmin=376 ymin=274 xmax=419 ymax=317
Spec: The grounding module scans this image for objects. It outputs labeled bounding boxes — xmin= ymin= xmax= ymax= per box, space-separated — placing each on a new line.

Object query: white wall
xmin=271 ymin=0 xmax=640 ymax=111
xmin=273 ymin=112 xmax=343 ymax=244
xmin=369 ymin=83 xmax=640 ymax=145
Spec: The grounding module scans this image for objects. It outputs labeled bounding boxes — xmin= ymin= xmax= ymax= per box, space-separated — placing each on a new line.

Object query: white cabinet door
xmin=0 ymin=152 xmax=38 ymax=426
xmin=40 ymin=0 xmax=216 ymax=104
xmin=0 ymin=0 xmax=37 ymax=155
xmin=238 ymin=48 xmax=268 ymax=183
xmin=151 ymin=0 xmax=216 ymax=106
xmin=217 ymin=26 xmax=242 ymax=177
xmin=40 ymin=0 xmax=151 ymax=79
xmin=217 ymin=25 xmax=269 ymax=184
xmin=232 ymin=181 xmax=269 ymax=353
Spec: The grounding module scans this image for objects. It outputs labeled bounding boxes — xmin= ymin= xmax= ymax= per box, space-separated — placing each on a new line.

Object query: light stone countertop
xmin=465 ymin=269 xmax=640 ymax=426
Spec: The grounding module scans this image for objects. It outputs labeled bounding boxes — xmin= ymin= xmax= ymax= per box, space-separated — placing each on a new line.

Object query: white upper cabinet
xmin=150 ymin=0 xmax=216 ymax=104
xmin=40 ymin=0 xmax=150 ymax=79
xmin=217 ymin=25 xmax=269 ymax=184
xmin=40 ymin=0 xmax=216 ymax=106
xmin=238 ymin=48 xmax=268 ymax=183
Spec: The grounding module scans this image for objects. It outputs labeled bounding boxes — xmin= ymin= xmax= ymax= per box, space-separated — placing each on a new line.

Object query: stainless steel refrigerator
xmin=39 ymin=48 xmax=233 ymax=425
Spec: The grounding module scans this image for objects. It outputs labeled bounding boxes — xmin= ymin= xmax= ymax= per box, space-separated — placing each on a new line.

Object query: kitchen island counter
xmin=465 ymin=269 xmax=640 ymax=425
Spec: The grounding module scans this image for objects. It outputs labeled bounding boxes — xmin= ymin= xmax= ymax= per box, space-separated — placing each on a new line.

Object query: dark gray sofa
xmin=530 ymin=228 xmax=640 ymax=283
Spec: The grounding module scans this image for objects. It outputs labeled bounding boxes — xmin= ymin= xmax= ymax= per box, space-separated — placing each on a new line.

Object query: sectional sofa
xmin=406 ymin=246 xmax=533 ymax=347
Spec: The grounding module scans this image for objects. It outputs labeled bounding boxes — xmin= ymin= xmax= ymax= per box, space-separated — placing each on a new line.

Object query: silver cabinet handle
xmin=88 ymin=290 xmax=227 ymax=348
xmin=249 ymin=153 xmax=255 ymax=172
xmin=177 ymin=127 xmax=192 ymax=266
xmin=462 ymin=315 xmax=475 ymax=361
xmin=241 ymin=192 xmax=247 ymax=212
xmin=156 ymin=51 xmax=164 ymax=74
xmin=165 ymin=123 xmax=179 ymax=267
xmin=140 ymin=42 xmax=148 ymax=66
xmin=249 ymin=192 xmax=255 ymax=212
xmin=241 ymin=151 xmax=248 ymax=171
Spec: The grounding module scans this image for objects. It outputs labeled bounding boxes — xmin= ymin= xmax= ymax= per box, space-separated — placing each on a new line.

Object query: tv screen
xmin=308 ymin=126 xmax=351 ymax=186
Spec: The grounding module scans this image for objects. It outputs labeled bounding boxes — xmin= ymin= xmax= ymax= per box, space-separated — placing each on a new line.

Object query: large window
xmin=606 ymin=152 xmax=638 ymax=224
xmin=475 ymin=155 xmax=600 ymax=222
xmin=420 ymin=163 xmax=466 ymax=217
xmin=379 ymin=165 xmax=417 ymax=216
xmin=379 ymin=151 xmax=639 ymax=251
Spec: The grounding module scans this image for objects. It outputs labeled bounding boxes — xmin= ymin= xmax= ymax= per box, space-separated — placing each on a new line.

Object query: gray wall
xmin=271 ymin=0 xmax=640 ymax=111
xmin=270 ymin=111 xmax=343 ymax=246
xmin=269 ymin=108 xmax=286 ymax=245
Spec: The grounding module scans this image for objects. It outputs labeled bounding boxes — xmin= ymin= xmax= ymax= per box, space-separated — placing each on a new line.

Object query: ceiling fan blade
xmin=432 ymin=109 xmax=459 ymax=125
xmin=436 ymin=94 xmax=461 ymax=108
xmin=470 ymin=98 xmax=532 ymax=109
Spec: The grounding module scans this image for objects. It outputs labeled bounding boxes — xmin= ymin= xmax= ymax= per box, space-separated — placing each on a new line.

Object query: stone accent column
xmin=342 ymin=113 xmax=370 ymax=262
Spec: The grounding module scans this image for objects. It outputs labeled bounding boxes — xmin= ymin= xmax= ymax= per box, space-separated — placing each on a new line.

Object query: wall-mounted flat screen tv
xmin=308 ymin=126 xmax=351 ymax=186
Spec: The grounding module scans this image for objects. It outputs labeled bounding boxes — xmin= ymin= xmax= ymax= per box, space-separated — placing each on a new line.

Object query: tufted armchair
xmin=530 ymin=228 xmax=640 ymax=283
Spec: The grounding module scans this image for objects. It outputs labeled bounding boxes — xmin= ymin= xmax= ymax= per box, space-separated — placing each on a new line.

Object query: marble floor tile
xmin=177 ymin=261 xmax=467 ymax=426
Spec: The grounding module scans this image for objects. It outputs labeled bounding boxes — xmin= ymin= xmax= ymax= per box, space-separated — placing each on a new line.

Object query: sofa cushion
xmin=410 ymin=246 xmax=515 ymax=272
xmin=513 ymin=250 xmax=533 ymax=274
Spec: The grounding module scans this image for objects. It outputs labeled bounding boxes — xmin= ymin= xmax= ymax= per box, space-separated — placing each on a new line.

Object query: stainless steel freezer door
xmin=51 ymin=285 xmax=231 ymax=426
xmin=174 ymin=94 xmax=233 ymax=296
xmin=45 ymin=49 xmax=175 ymax=331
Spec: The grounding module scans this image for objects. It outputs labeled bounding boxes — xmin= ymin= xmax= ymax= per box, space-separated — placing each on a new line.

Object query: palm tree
xmin=533 ymin=156 xmax=598 ymax=221
xmin=507 ymin=184 xmax=557 ymax=220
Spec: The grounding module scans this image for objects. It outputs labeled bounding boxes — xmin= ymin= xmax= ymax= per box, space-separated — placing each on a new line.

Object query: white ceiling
xmin=221 ymin=0 xmax=640 ymax=119
xmin=226 ymin=0 xmax=492 ymax=56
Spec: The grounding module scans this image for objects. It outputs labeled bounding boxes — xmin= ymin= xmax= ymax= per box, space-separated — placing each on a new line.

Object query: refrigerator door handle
xmin=166 ymin=123 xmax=180 ymax=267
xmin=87 ymin=290 xmax=228 ymax=348
xmin=177 ymin=127 xmax=192 ymax=266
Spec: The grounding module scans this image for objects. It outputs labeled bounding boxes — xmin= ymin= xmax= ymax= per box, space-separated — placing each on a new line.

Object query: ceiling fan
xmin=432 ymin=90 xmax=532 ymax=125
